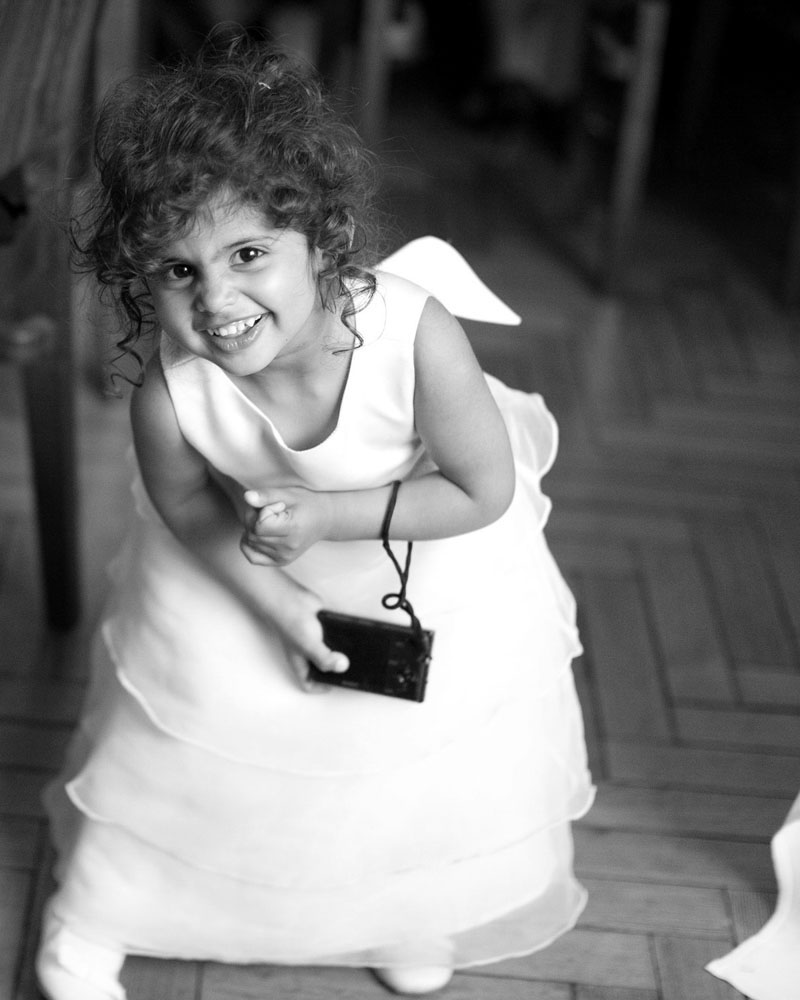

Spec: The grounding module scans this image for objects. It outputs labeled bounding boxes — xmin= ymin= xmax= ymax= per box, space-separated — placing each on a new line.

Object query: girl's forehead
xmin=163 ymin=195 xmax=290 ymax=257
xmin=188 ymin=193 xmax=274 ymax=238
xmin=159 ymin=199 xmax=312 ymax=266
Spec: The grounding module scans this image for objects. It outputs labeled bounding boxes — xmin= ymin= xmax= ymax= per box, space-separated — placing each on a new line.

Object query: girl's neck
xmin=228 ymin=322 xmax=358 ymax=451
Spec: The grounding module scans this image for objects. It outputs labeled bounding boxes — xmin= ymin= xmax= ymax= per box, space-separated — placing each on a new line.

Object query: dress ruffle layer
xmin=47 ymin=803 xmax=587 ymax=967
xmin=706 ymin=793 xmax=800 ymax=1000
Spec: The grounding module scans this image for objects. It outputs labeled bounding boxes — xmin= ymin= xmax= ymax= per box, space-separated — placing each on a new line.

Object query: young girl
xmin=38 ymin=39 xmax=594 ymax=1000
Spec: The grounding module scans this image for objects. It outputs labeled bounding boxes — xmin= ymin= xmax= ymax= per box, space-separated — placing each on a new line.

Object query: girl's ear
xmin=311 ymin=245 xmax=327 ymax=274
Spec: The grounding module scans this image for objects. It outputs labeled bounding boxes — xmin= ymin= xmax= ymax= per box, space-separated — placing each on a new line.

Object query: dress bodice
xmin=160 ymin=271 xmax=431 ymax=493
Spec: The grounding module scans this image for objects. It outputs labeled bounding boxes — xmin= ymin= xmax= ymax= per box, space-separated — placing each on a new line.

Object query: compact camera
xmin=307 ymin=610 xmax=434 ymax=702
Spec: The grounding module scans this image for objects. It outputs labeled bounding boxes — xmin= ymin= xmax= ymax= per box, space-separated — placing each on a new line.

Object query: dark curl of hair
xmin=72 ymin=36 xmax=383 ymax=381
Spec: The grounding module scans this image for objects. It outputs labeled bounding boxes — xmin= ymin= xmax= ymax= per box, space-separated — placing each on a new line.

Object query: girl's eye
xmin=235 ymin=247 xmax=264 ymax=264
xmin=156 ymin=262 xmax=193 ymax=283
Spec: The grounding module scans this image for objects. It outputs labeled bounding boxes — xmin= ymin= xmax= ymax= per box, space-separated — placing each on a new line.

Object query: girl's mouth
xmin=208 ymin=315 xmax=263 ymax=338
xmin=206 ymin=314 xmax=264 ymax=351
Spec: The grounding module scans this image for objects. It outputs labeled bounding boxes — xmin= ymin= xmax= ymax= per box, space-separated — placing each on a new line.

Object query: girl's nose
xmin=194 ymin=272 xmax=235 ymax=316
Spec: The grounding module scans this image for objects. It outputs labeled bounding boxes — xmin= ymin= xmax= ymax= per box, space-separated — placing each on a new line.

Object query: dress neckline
xmin=213 ymin=340 xmax=358 ymax=455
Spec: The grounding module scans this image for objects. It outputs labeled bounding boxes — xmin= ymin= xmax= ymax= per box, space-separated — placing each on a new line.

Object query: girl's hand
xmin=268 ymin=577 xmax=349 ymax=692
xmin=240 ymin=486 xmax=332 ymax=566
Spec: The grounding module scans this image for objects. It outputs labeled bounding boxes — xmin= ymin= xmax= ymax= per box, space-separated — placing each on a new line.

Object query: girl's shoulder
xmin=372 ymin=267 xmax=432 ymax=311
xmin=360 ymin=269 xmax=432 ymax=348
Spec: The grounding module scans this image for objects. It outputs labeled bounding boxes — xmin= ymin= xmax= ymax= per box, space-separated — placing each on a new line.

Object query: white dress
xmin=44 ymin=253 xmax=595 ymax=970
xmin=707 ymin=792 xmax=800 ymax=1000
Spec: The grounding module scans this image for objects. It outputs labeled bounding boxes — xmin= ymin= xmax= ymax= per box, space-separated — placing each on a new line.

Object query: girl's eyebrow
xmin=158 ymin=232 xmax=279 ymax=262
xmin=224 ymin=232 xmax=278 ymax=251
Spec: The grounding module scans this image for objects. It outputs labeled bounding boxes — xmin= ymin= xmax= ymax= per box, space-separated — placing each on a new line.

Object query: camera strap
xmin=379 ymin=480 xmax=428 ymax=648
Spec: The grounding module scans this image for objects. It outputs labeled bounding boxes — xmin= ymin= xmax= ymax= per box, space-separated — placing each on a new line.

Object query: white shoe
xmin=373 ymin=966 xmax=453 ymax=995
xmin=36 ymin=906 xmax=126 ymax=1000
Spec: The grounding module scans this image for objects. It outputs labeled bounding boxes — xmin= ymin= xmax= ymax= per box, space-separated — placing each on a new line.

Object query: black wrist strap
xmin=379 ymin=480 xmax=425 ymax=643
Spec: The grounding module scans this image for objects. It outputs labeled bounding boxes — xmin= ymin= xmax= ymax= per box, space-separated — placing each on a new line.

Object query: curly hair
xmin=72 ymin=35 xmax=384 ymax=379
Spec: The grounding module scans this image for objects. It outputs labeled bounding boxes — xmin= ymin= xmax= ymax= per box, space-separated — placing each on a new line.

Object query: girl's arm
xmin=130 ymin=355 xmax=348 ymax=685
xmin=242 ymin=296 xmax=515 ymax=564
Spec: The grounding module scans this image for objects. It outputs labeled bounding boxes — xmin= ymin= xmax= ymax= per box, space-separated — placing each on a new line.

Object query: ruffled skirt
xmin=44 ymin=384 xmax=595 ymax=967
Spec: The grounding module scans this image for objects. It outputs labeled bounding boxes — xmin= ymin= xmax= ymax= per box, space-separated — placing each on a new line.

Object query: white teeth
xmin=208 ymin=315 xmax=262 ymax=338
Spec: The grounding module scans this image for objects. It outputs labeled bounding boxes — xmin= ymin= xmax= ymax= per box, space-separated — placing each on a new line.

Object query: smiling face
xmin=147 ymin=193 xmax=331 ymax=378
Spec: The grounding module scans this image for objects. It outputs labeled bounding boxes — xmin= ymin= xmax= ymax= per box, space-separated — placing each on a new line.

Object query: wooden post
xmin=0 ymin=0 xmax=105 ymax=629
xmin=604 ymin=0 xmax=670 ymax=292
xmin=356 ymin=0 xmax=393 ymax=147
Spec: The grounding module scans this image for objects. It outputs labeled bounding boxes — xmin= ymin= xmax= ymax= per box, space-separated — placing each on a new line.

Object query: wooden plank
xmin=576 ymin=988 xmax=658 ymax=1000
xmin=12 ymin=842 xmax=58 ymax=1000
xmin=727 ymin=889 xmax=775 ymax=944
xmin=723 ymin=276 xmax=800 ymax=380
xmin=203 ymin=964 xmax=385 ymax=1000
xmin=547 ymin=536 xmax=637 ymax=574
xmin=626 ymin=294 xmax=698 ymax=408
xmin=606 ymin=741 xmax=800 ymax=796
xmin=481 ymin=928 xmax=656 ymax=991
xmin=549 ymin=467 xmax=747 ymax=516
xmin=0 ymin=420 xmax=32 ymax=500
xmin=737 ymin=668 xmax=800 ymax=708
xmin=548 ymin=505 xmax=689 ymax=544
xmin=0 ymin=679 xmax=85 ymax=725
xmin=0 ymin=722 xmax=71 ymax=770
xmin=440 ymin=974 xmax=569 ymax=1000
xmin=0 ymin=816 xmax=42 ymax=868
xmin=579 ymin=878 xmax=730 ymax=937
xmin=692 ymin=518 xmax=796 ymax=671
xmin=574 ymin=827 xmax=776 ymax=891
xmin=0 ymin=869 xmax=30 ymax=1000
xmin=757 ymin=503 xmax=800 ymax=649
xmin=598 ymin=419 xmax=800 ymax=465
xmin=675 ymin=460 xmax=799 ymax=506
xmin=638 ymin=540 xmax=735 ymax=702
xmin=0 ymin=516 xmax=15 ymax=588
xmin=0 ymin=522 xmax=44 ymax=676
xmin=0 ymin=771 xmax=50 ymax=819
xmin=656 ymin=395 xmax=800 ymax=444
xmin=588 ymin=785 xmax=790 ymax=840
xmin=201 ymin=963 xmax=570 ymax=999
xmin=701 ymin=372 xmax=800 ymax=413
xmin=676 ymin=706 xmax=800 ymax=752
xmin=121 ymin=956 xmax=199 ymax=1000
xmin=580 ymin=299 xmax=652 ymax=425
xmin=580 ymin=573 xmax=671 ymax=742
xmin=443 ymin=975 xmax=569 ymax=1000
xmin=664 ymin=282 xmax=751 ymax=384
xmin=654 ymin=934 xmax=742 ymax=1000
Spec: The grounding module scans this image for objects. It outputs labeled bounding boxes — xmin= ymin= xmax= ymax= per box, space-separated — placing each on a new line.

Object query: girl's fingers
xmin=243 ymin=490 xmax=287 ymax=513
xmin=296 ymin=635 xmax=350 ymax=692
xmin=239 ymin=539 xmax=277 ymax=565
xmin=256 ymin=505 xmax=288 ymax=528
xmin=310 ymin=648 xmax=350 ymax=674
xmin=243 ymin=489 xmax=267 ymax=506
xmin=286 ymin=650 xmax=330 ymax=694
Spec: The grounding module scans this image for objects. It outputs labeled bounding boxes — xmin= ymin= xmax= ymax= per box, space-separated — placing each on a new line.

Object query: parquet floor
xmin=2 ymin=73 xmax=800 ymax=1000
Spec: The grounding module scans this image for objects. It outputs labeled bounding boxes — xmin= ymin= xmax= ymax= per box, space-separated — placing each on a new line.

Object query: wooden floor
xmin=2 ymin=74 xmax=800 ymax=1000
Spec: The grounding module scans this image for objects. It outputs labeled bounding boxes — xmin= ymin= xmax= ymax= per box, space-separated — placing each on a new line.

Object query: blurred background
xmin=1 ymin=2 xmax=799 ymax=999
